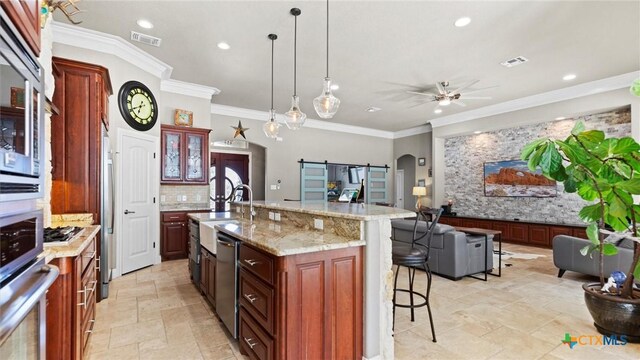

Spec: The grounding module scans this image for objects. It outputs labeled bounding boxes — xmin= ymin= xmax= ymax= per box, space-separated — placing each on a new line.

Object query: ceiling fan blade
xmin=406 ymin=91 xmax=438 ymax=98
xmin=435 ymin=82 xmax=446 ymax=95
xmin=452 ymin=100 xmax=467 ymax=107
xmin=458 ymin=96 xmax=492 ymax=100
xmin=462 ymin=85 xmax=499 ymax=95
xmin=408 ymin=102 xmax=432 ymax=109
xmin=451 ymin=80 xmax=479 ymax=95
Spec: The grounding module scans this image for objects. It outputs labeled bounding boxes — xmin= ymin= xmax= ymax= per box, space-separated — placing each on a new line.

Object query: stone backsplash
xmin=160 ymin=185 xmax=210 ymax=207
xmin=444 ymin=107 xmax=631 ymax=224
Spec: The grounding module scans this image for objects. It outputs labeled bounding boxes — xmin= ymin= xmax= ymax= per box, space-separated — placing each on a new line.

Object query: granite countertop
xmin=187 ymin=212 xmax=237 ymax=222
xmin=50 ymin=213 xmax=94 ymax=227
xmin=160 ymin=204 xmax=214 ymax=212
xmin=215 ymin=219 xmax=366 ymax=256
xmin=246 ymin=201 xmax=415 ymax=221
xmin=42 ymin=225 xmax=100 ymax=263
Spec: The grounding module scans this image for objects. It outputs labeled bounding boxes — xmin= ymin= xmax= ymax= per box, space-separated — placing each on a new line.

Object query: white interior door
xmin=119 ymin=130 xmax=158 ymax=274
xmin=395 ymin=170 xmax=404 ymax=209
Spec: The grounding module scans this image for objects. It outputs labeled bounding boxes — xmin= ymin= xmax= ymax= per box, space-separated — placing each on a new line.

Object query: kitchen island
xmin=221 ymin=201 xmax=413 ymax=360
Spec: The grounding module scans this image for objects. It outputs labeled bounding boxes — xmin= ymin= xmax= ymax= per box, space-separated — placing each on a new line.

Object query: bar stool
xmin=391 ymin=207 xmax=442 ymax=342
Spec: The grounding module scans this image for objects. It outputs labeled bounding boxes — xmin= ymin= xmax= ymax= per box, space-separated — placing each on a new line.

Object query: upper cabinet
xmin=1 ymin=0 xmax=41 ymax=56
xmin=161 ymin=125 xmax=210 ymax=184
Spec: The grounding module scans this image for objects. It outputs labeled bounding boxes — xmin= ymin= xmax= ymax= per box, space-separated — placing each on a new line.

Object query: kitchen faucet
xmin=231 ymin=184 xmax=255 ymax=222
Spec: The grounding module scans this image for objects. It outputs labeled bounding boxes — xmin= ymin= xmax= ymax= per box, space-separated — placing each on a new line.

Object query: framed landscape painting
xmin=484 ymin=160 xmax=557 ymax=197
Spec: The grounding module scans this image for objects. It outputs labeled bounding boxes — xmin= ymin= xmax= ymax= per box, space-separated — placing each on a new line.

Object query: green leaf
xmin=602 ymin=243 xmax=619 ymax=256
xmin=612 ymin=137 xmax=640 ymax=154
xmin=611 ymin=161 xmax=632 ymax=179
xmin=586 ymin=223 xmax=600 ymax=245
xmin=540 ymin=144 xmax=563 ymax=176
xmin=609 ymin=196 xmax=627 ymax=218
xmin=577 ymin=130 xmax=605 ymax=145
xmin=577 ymin=182 xmax=599 ymax=201
xmin=616 ymin=179 xmax=640 ymax=194
xmin=634 ymin=262 xmax=640 ymax=280
xmin=571 ymin=122 xmax=585 ymax=135
xmin=579 ymin=245 xmax=591 ymax=256
xmin=579 ymin=204 xmax=603 ymax=223
xmin=521 ymin=139 xmax=547 ymax=160
xmin=613 ymin=188 xmax=634 ymax=205
xmin=528 ymin=144 xmax=547 ymax=172
xmin=563 ymin=176 xmax=577 ymax=193
xmin=605 ymin=213 xmax=629 ymax=232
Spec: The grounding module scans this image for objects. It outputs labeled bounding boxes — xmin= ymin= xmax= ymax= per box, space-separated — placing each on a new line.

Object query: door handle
xmin=124 ymin=210 xmax=136 ymax=214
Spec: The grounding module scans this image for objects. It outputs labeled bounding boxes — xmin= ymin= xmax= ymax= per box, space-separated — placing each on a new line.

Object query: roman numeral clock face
xmin=118 ymin=81 xmax=158 ymax=131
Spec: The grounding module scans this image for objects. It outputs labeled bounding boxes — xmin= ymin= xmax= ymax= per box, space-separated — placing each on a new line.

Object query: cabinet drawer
xmin=239 ymin=308 xmax=274 ymax=360
xmin=81 ymin=300 xmax=96 ymax=352
xmin=162 ymin=212 xmax=187 ymax=222
xmin=240 ymin=270 xmax=275 ymax=334
xmin=240 ymin=245 xmax=274 ymax=285
xmin=529 ymin=225 xmax=550 ymax=246
xmin=80 ymin=238 xmax=96 ymax=275
xmin=508 ymin=224 xmax=528 ymax=243
xmin=79 ymin=259 xmax=97 ymax=323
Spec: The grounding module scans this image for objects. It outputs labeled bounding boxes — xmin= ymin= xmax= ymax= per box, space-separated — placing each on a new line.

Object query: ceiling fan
xmin=406 ymin=80 xmax=494 ymax=107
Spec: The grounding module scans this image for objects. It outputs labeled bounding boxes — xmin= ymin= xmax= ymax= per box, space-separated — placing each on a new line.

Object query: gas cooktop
xmin=43 ymin=226 xmax=84 ymax=245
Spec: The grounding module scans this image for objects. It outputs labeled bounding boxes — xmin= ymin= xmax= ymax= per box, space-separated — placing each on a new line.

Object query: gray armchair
xmin=553 ymin=235 xmax=635 ymax=278
xmin=391 ymin=220 xmax=494 ymax=280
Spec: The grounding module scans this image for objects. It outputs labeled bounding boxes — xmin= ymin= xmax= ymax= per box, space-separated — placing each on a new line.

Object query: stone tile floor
xmin=86 ymin=243 xmax=640 ymax=359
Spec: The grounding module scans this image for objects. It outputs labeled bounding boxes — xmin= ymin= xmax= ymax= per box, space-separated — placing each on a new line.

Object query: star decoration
xmin=231 ymin=121 xmax=249 ymax=139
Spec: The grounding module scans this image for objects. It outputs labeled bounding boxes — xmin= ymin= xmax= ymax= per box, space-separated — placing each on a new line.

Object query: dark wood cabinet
xmin=160 ymin=125 xmax=210 ymax=184
xmin=51 ymin=57 xmax=111 ymax=301
xmin=440 ymin=215 xmax=586 ymax=248
xmin=47 ymin=235 xmax=97 ymax=360
xmin=1 ymin=0 xmax=41 ymax=56
xmin=160 ymin=211 xmax=188 ymax=260
xmin=238 ymin=242 xmax=363 ymax=360
xmin=199 ymin=248 xmax=216 ymax=307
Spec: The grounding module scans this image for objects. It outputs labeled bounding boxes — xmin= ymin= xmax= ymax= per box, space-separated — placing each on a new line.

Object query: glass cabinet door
xmin=162 ymin=131 xmax=182 ymax=181
xmin=185 ymin=133 xmax=205 ymax=181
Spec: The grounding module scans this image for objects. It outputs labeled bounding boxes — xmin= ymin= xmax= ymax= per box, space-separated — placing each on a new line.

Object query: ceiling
xmin=54 ymin=1 xmax=640 ymax=132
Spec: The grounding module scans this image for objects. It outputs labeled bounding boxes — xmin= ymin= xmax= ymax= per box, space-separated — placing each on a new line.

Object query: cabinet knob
xmin=243 ymin=293 xmax=257 ymax=303
xmin=243 ymin=259 xmax=259 ymax=266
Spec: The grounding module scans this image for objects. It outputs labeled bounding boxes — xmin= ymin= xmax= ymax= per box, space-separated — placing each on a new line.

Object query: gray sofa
xmin=553 ymin=235 xmax=635 ymax=278
xmin=391 ymin=220 xmax=494 ymax=280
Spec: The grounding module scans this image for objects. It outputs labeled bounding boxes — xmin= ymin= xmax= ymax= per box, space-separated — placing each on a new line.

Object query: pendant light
xmin=263 ymin=34 xmax=281 ymax=139
xmin=313 ymin=0 xmax=340 ymax=119
xmin=284 ymin=8 xmax=307 ymax=130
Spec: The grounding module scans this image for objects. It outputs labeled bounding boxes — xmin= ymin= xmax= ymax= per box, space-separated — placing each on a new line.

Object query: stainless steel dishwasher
xmin=215 ymin=231 xmax=240 ymax=338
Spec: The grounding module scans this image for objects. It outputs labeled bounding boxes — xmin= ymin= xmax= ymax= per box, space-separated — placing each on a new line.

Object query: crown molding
xmin=161 ymin=79 xmax=220 ymax=99
xmin=210 ymin=104 xmax=395 ymax=139
xmin=51 ymin=22 xmax=173 ymax=79
xmin=429 ymin=71 xmax=639 ymax=129
xmin=392 ymin=125 xmax=432 ymax=139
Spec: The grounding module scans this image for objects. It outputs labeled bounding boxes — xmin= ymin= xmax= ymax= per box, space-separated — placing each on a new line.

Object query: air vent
xmin=500 ymin=56 xmax=529 ymax=68
xmin=130 ymin=31 xmax=162 ymax=47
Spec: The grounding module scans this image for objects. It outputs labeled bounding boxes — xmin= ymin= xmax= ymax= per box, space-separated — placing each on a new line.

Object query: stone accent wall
xmin=444 ymin=107 xmax=631 ymax=224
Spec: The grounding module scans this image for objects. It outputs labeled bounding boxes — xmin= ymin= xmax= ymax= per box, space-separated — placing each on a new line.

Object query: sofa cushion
xmin=617 ymin=238 xmax=635 ymax=249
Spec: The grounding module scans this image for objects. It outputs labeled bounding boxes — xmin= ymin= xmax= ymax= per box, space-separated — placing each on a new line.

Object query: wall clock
xmin=118 ymin=80 xmax=158 ymax=131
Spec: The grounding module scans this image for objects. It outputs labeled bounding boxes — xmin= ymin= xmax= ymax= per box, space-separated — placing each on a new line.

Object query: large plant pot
xmin=583 ymin=283 xmax=640 ymax=343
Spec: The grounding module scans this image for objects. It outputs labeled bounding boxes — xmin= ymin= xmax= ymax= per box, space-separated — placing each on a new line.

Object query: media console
xmin=439 ymin=215 xmax=587 ymax=248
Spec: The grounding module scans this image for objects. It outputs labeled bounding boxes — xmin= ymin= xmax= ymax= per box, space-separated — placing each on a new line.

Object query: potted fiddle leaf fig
xmin=521 ymin=110 xmax=640 ymax=342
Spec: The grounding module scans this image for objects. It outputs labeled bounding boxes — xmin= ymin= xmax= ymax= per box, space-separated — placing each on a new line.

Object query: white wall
xmin=431 ymin=87 xmax=640 ymax=207
xmin=393 ymin=132 xmax=432 ymax=205
xmin=210 ymin=113 xmax=395 ymax=201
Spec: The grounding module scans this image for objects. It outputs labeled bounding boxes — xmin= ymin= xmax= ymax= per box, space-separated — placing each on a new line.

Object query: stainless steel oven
xmin=0 ymin=208 xmax=58 ymax=359
xmin=0 ymin=7 xmax=44 ymax=202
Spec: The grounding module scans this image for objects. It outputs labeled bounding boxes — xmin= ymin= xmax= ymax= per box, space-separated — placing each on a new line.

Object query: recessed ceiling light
xmin=473 ymin=130 xmax=482 ymax=134
xmin=555 ymin=116 xmax=566 ymax=120
xmin=562 ymin=74 xmax=576 ymax=81
xmin=454 ymin=17 xmax=471 ymax=27
xmin=136 ymin=19 xmax=154 ymax=29
xmin=217 ymin=42 xmax=231 ymax=50
xmin=434 ymin=108 xmax=443 ymax=114
xmin=366 ymin=107 xmax=381 ymax=113
xmin=330 ymin=84 xmax=339 ymax=91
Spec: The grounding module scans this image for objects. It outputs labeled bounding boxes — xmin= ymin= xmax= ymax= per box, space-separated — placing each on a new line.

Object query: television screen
xmin=484 ymin=160 xmax=557 ymax=197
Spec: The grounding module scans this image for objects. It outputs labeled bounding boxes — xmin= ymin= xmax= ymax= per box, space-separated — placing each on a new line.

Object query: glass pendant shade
xmin=284 ymin=95 xmax=306 ymax=130
xmin=263 ymin=109 xmax=280 ymax=138
xmin=313 ymin=78 xmax=340 ymax=119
